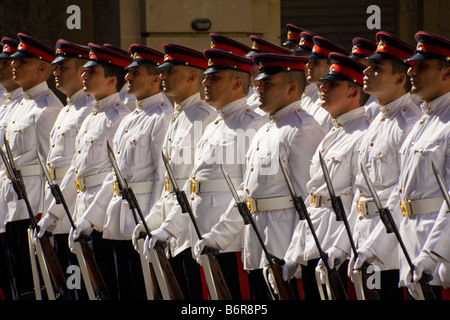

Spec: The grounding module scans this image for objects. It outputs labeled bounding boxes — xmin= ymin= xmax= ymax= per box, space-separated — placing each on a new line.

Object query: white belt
xmin=310 ymin=193 xmax=351 ymax=209
xmin=190 ymin=178 xmax=239 ymax=194
xmin=164 ymin=178 xmax=187 ymax=193
xmin=356 ymin=199 xmax=379 ymax=218
xmin=401 ymin=197 xmax=444 ymax=218
xmin=75 ymin=171 xmax=109 ymax=193
xmin=17 ymin=164 xmax=44 ymax=177
xmin=113 ymin=180 xmax=154 ymax=196
xmin=48 ymin=166 xmax=69 ymax=180
xmin=244 ymin=195 xmax=293 ymax=213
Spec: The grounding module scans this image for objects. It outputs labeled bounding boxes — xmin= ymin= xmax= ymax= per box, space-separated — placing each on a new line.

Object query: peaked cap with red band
xmin=349 ymin=37 xmax=377 ymax=59
xmin=83 ymin=43 xmax=132 ymax=68
xmin=0 ymin=37 xmax=19 ymax=59
xmin=52 ymin=39 xmax=90 ymax=65
xmin=308 ymin=36 xmax=350 ymax=60
xmin=247 ymin=35 xmax=291 ymax=58
xmin=368 ymin=31 xmax=414 ymax=63
xmin=11 ymin=33 xmax=54 ymax=63
xmin=158 ymin=43 xmax=207 ymax=70
xmin=319 ymin=52 xmax=366 ymax=86
xmin=253 ymin=53 xmax=308 ymax=81
xmin=283 ymin=24 xmax=304 ymax=47
xmin=126 ymin=44 xmax=164 ymax=69
xmin=294 ymin=30 xmax=316 ymax=53
xmin=210 ymin=33 xmax=251 ymax=57
xmin=406 ymin=31 xmax=450 ymax=62
xmin=203 ymin=48 xmax=253 ymax=75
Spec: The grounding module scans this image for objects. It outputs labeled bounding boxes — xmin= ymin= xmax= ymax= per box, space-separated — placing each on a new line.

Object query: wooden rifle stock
xmin=154 ymin=241 xmax=184 ymax=300
xmin=203 ymin=247 xmax=232 ymax=300
xmin=269 ymin=261 xmax=297 ymax=300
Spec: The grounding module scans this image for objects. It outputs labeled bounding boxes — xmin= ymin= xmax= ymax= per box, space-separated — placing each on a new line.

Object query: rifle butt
xmin=269 ymin=263 xmax=297 ymax=300
xmin=79 ymin=240 xmax=109 ymax=300
xmin=154 ymin=244 xmax=184 ymax=300
xmin=419 ymin=276 xmax=437 ymax=301
xmin=38 ymin=236 xmax=72 ymax=300
xmin=327 ymin=268 xmax=348 ymax=300
xmin=206 ymin=251 xmax=232 ymax=300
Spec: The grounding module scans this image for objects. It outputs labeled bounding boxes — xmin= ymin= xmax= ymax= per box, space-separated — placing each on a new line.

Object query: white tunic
xmin=47 ymin=92 xmax=129 ymax=224
xmin=363 ymin=92 xmax=450 ymax=286
xmin=351 ymin=93 xmax=421 ymax=270
xmin=82 ymin=92 xmax=172 ymax=240
xmin=45 ymin=89 xmax=95 ymax=234
xmin=0 ymin=87 xmax=24 ymax=232
xmin=285 ymin=107 xmax=370 ymax=265
xmin=160 ymin=97 xmax=266 ymax=253
xmin=146 ymin=92 xmax=216 ymax=256
xmin=4 ymin=82 xmax=63 ymax=222
xmin=206 ymin=101 xmax=325 ymax=269
xmin=364 ymin=95 xmax=380 ymax=122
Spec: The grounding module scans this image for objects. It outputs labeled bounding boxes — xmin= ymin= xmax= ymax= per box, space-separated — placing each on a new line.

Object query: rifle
xmin=36 ymin=149 xmax=108 ymax=300
xmin=318 ymin=152 xmax=378 ymax=300
xmin=0 ymin=136 xmax=71 ymax=300
xmin=107 ymin=142 xmax=183 ymax=300
xmin=360 ymin=163 xmax=437 ymax=300
xmin=162 ymin=151 xmax=231 ymax=300
xmin=220 ymin=164 xmax=297 ymax=300
xmin=279 ymin=156 xmax=348 ymax=300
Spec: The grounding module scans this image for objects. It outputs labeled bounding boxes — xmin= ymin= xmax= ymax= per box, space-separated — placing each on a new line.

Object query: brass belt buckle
xmin=190 ymin=179 xmax=200 ymax=194
xmin=48 ymin=168 xmax=56 ymax=180
xmin=311 ymin=194 xmax=321 ymax=208
xmin=112 ymin=181 xmax=120 ymax=196
xmin=401 ymin=200 xmax=413 ymax=218
xmin=244 ymin=197 xmax=257 ymax=213
xmin=75 ymin=176 xmax=86 ymax=193
xmin=357 ymin=200 xmax=369 ymax=217
xmin=164 ymin=178 xmax=171 ymax=192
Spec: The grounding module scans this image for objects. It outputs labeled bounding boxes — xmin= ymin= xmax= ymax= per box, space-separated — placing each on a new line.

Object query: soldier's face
xmin=407 ymin=59 xmax=450 ymax=102
xmin=202 ymin=70 xmax=236 ymax=109
xmin=81 ymin=64 xmax=112 ymax=99
xmin=319 ymin=80 xmax=356 ymax=118
xmin=256 ymin=73 xmax=290 ymax=114
xmin=0 ymin=59 xmax=14 ymax=85
xmin=159 ymin=65 xmax=188 ymax=97
xmin=306 ymin=58 xmax=330 ymax=84
xmin=53 ymin=59 xmax=83 ymax=97
xmin=11 ymin=57 xmax=41 ymax=90
xmin=363 ymin=60 xmax=396 ymax=97
xmin=125 ymin=65 xmax=160 ymax=101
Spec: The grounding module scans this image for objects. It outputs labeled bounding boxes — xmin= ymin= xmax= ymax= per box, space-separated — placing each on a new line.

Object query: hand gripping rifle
xmin=0 ymin=136 xmax=71 ymax=300
xmin=318 ymin=152 xmax=378 ymax=300
xmin=279 ymin=156 xmax=348 ymax=300
xmin=360 ymin=163 xmax=437 ymax=300
xmin=162 ymin=151 xmax=231 ymax=300
xmin=107 ymin=142 xmax=183 ymax=300
xmin=36 ymin=149 xmax=108 ymax=300
xmin=220 ymin=164 xmax=297 ymax=300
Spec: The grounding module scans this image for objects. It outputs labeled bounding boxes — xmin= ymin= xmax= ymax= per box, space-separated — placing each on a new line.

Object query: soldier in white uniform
xmin=4 ymin=33 xmax=63 ymax=299
xmin=145 ymin=48 xmax=266 ymax=299
xmin=283 ymin=53 xmax=370 ymax=300
xmin=303 ymin=36 xmax=350 ymax=133
xmin=0 ymin=36 xmax=21 ymax=300
xmin=345 ymin=32 xmax=420 ymax=299
xmin=355 ymin=31 xmax=450 ymax=300
xmin=67 ymin=44 xmax=171 ymax=299
xmin=194 ymin=53 xmax=325 ymax=299
xmin=38 ymin=43 xmax=131 ymax=299
xmin=35 ymin=39 xmax=94 ymax=299
xmin=348 ymin=37 xmax=380 ymax=122
xmin=141 ymin=43 xmax=217 ymax=300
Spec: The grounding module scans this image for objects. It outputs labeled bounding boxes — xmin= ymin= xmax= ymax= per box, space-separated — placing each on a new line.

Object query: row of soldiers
xmin=0 ymin=24 xmax=448 ymax=301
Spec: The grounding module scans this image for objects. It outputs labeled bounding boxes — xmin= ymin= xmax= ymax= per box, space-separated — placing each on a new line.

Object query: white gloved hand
xmin=132 ymin=222 xmax=146 ymax=252
xmin=412 ymin=251 xmax=439 ymax=282
xmin=37 ymin=213 xmax=59 ymax=238
xmin=282 ymin=258 xmax=300 ymax=281
xmin=317 ymin=247 xmax=347 ymax=284
xmin=69 ymin=218 xmax=94 ymax=252
xmin=353 ymin=248 xmax=376 ymax=270
xmin=193 ymin=234 xmax=219 ymax=263
xmin=143 ymin=228 xmax=171 ymax=260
